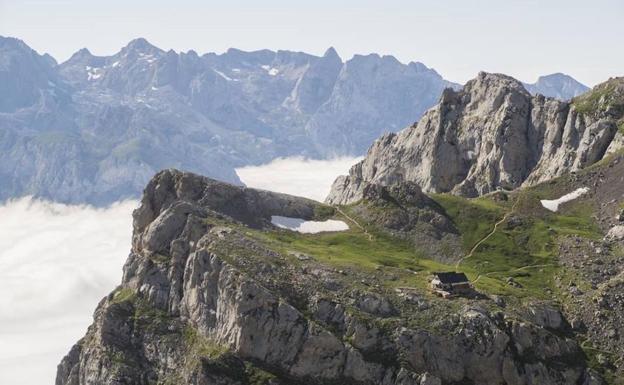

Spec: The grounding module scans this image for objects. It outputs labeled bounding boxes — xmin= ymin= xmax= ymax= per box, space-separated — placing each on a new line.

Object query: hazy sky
xmin=0 ymin=1 xmax=622 ymax=86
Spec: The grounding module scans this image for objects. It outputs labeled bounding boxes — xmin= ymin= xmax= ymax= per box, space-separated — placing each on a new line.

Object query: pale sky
xmin=0 ymin=0 xmax=622 ymax=86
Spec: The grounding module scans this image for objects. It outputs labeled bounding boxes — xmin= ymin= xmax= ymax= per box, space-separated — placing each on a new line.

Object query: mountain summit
xmin=327 ymin=72 xmax=623 ymax=204
xmin=524 ymin=73 xmax=590 ymax=100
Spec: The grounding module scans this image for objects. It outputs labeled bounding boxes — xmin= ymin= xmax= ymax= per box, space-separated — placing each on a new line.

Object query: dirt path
xmin=455 ymin=194 xmax=523 ymax=269
xmin=471 ymin=263 xmax=556 ymax=284
xmin=334 ymin=206 xmax=373 ymax=241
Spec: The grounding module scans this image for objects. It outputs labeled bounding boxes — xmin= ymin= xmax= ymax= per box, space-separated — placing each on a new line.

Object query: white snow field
xmin=540 ymin=187 xmax=589 ymax=212
xmin=271 ymin=215 xmax=349 ymax=233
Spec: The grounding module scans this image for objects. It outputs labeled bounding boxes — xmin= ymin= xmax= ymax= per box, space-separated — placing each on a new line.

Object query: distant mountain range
xmin=0 ymin=36 xmax=590 ymax=204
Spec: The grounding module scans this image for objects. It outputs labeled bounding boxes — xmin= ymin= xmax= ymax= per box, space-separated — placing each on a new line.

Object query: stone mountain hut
xmin=430 ymin=272 xmax=473 ymax=298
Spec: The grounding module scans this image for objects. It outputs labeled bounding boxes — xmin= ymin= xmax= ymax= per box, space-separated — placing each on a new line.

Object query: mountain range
xmin=0 ymin=36 xmax=589 ymax=205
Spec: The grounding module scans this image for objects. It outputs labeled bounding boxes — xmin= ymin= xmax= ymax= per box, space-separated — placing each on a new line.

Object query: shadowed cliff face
xmin=56 ymin=169 xmax=602 ymax=385
xmin=327 ymin=73 xmax=624 ymax=205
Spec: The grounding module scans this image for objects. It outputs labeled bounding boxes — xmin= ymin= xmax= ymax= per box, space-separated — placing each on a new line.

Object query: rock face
xmin=523 ymin=73 xmax=590 ymax=100
xmin=304 ymin=55 xmax=459 ymax=156
xmin=346 ymin=181 xmax=463 ymax=263
xmin=327 ymin=73 xmax=624 ymax=204
xmin=57 ymin=169 xmax=598 ymax=385
xmin=0 ymin=36 xmax=458 ymax=205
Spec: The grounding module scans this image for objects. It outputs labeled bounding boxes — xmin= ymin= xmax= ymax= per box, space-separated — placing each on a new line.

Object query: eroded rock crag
xmin=57 ymin=169 xmax=601 ymax=385
xmin=327 ymin=73 xmax=624 ymax=205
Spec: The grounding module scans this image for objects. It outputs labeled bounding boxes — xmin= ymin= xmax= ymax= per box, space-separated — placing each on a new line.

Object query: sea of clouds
xmin=0 ymin=156 xmax=359 ymax=385
xmin=0 ymin=198 xmax=137 ymax=385
xmin=235 ymin=156 xmax=361 ymax=202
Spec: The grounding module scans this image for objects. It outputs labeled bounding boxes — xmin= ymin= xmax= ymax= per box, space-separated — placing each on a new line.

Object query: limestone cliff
xmin=56 ymin=169 xmax=602 ymax=385
xmin=327 ymin=73 xmax=624 ymax=205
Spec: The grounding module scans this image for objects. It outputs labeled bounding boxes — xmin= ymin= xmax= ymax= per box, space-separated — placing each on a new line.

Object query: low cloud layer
xmin=0 ymin=198 xmax=137 ymax=385
xmin=0 ymin=157 xmax=357 ymax=385
xmin=236 ymin=156 xmax=362 ymax=202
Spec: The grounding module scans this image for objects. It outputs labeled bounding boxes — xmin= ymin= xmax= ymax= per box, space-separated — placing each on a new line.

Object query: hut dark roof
xmin=433 ymin=272 xmax=469 ymax=284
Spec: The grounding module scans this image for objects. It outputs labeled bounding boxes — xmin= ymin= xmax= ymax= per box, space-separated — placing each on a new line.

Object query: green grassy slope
xmin=248 ymin=177 xmax=602 ymax=303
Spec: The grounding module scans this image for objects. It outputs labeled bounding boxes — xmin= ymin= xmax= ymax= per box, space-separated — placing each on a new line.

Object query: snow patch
xmin=138 ymin=53 xmax=156 ymax=64
xmin=213 ymin=69 xmax=238 ymax=82
xmin=540 ymin=187 xmax=589 ymax=212
xmin=151 ymin=86 xmax=159 ymax=91
xmin=271 ymin=216 xmax=349 ymax=233
xmin=112 ymin=61 xmax=120 ymax=68
xmin=261 ymin=64 xmax=279 ymax=76
xmin=85 ymin=66 xmax=103 ymax=81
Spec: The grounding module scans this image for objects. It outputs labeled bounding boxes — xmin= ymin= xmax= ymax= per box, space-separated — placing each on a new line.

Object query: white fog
xmin=0 ymin=156 xmax=359 ymax=385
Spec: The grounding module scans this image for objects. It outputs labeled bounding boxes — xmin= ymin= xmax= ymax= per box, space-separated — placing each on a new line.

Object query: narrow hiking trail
xmin=453 ymin=192 xmax=540 ymax=285
xmin=334 ymin=206 xmax=373 ymax=241
xmin=455 ymin=194 xmax=523 ymax=269
xmin=471 ymin=263 xmax=556 ymax=284
xmin=459 ymin=193 xmax=559 ymax=285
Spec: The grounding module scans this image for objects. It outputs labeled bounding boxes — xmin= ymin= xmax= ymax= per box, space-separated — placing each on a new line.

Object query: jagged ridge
xmin=327 ymin=73 xmax=624 ymax=205
xmin=56 ymin=169 xmax=603 ymax=385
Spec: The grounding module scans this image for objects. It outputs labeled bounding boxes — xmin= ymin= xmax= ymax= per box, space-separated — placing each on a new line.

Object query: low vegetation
xmin=183 ymin=326 xmax=229 ymax=360
xmin=572 ymin=78 xmax=624 ymax=117
xmin=248 ymin=173 xmax=602 ymax=303
xmin=111 ymin=287 xmax=136 ymax=304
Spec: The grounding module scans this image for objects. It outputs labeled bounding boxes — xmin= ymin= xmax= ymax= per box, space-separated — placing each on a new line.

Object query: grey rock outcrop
xmin=327 ymin=73 xmax=624 ymax=204
xmin=57 ymin=169 xmax=597 ymax=385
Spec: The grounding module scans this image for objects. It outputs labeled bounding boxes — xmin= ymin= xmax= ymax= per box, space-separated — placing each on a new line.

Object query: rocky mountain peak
xmin=572 ymin=77 xmax=624 ymax=119
xmin=122 ymin=37 xmax=161 ymax=54
xmin=466 ymin=71 xmax=531 ymax=97
xmin=524 ymin=72 xmax=590 ymax=100
xmin=0 ymin=35 xmax=31 ymax=52
xmin=62 ymin=47 xmax=104 ymax=69
xmin=407 ymin=61 xmax=430 ymax=73
xmin=0 ymin=35 xmax=61 ymax=112
xmin=69 ymin=47 xmax=94 ymax=60
xmin=327 ymin=72 xmax=622 ymax=204
xmin=322 ymin=46 xmax=340 ymax=60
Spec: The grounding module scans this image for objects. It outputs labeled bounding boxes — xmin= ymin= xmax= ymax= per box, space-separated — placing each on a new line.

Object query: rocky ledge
xmin=57 ymin=169 xmax=603 ymax=385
